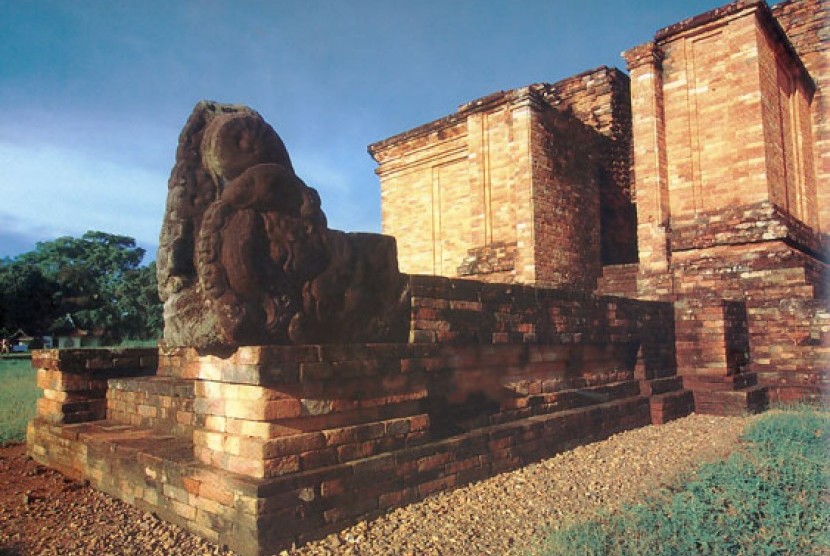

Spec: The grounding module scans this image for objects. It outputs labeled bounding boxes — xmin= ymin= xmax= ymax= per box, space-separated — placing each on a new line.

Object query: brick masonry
xmin=372 ymin=0 xmax=828 ymax=406
xmin=370 ymin=66 xmax=636 ymax=289
xmin=28 ymin=275 xmax=692 ymax=555
xmin=614 ymin=0 xmax=829 ymax=407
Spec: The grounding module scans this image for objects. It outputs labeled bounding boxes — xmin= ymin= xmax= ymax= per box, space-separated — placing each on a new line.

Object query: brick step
xmin=683 ymin=372 xmax=758 ymax=392
xmin=106 ymin=376 xmax=196 ymax=437
xmin=692 ymin=385 xmax=768 ymax=416
xmin=28 ymin=394 xmax=653 ymax=555
xmin=457 ymin=380 xmax=642 ymax=430
xmin=650 ymin=390 xmax=695 ymax=424
xmin=600 ymin=263 xmax=639 ymax=278
xmin=639 ymin=376 xmax=684 ymax=396
xmin=511 ymin=380 xmax=642 ymax=423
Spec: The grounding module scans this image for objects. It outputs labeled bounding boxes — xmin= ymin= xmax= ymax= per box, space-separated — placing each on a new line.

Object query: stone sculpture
xmin=157 ymin=101 xmax=409 ymax=349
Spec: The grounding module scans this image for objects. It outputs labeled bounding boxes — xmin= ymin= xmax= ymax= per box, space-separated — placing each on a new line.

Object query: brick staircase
xmin=638 ymin=376 xmax=695 ymax=424
xmin=683 ymin=372 xmax=768 ymax=416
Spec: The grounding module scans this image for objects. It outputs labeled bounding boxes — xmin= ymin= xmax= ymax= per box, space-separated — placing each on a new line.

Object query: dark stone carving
xmin=158 ymin=101 xmax=409 ymax=349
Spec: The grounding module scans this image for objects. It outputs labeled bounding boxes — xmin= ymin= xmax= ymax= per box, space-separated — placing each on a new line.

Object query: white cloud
xmin=0 ymin=142 xmax=167 ymax=250
xmin=291 ymin=151 xmax=353 ymax=194
xmin=290 ymin=150 xmax=381 ymax=234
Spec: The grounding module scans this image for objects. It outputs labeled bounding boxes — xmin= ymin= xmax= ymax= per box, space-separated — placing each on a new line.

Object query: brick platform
xmin=28 ymin=277 xmax=695 ymax=555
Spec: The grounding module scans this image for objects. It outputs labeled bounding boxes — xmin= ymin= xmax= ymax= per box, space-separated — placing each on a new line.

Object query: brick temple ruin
xmin=372 ymin=0 xmax=828 ymax=409
xmin=27 ymin=1 xmax=827 ymax=554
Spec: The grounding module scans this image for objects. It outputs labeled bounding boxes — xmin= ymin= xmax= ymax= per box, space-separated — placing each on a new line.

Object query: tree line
xmin=0 ymin=231 xmax=162 ymax=344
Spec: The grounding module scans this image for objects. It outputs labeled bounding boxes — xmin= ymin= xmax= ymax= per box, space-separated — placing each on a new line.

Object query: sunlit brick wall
xmin=372 ymin=67 xmax=631 ymax=290
xmin=773 ymin=0 xmax=829 ymax=232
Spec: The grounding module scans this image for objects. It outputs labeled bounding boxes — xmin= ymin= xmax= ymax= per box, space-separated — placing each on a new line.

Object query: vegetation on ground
xmin=541 ymin=407 xmax=830 ymax=556
xmin=0 ymin=358 xmax=39 ymax=445
xmin=0 ymin=230 xmax=162 ymax=344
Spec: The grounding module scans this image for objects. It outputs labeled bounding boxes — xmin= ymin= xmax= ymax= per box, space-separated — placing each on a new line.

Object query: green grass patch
xmin=540 ymin=408 xmax=830 ymax=556
xmin=116 ymin=339 xmax=158 ymax=348
xmin=0 ymin=357 xmax=39 ymax=445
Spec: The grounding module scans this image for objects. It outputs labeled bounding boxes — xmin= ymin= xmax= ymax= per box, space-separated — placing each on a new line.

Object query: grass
xmin=0 ymin=357 xmax=40 ymax=445
xmin=540 ymin=407 xmax=830 ymax=555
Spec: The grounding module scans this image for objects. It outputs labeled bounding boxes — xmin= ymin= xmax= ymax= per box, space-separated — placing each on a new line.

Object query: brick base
xmin=27 ymin=334 xmax=690 ymax=555
xmin=29 ymin=393 xmax=651 ymax=555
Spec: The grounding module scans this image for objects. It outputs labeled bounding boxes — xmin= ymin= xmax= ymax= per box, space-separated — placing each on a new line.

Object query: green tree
xmin=114 ymin=262 xmax=163 ymax=341
xmin=0 ymin=231 xmax=162 ymax=343
xmin=0 ymin=262 xmax=59 ymax=335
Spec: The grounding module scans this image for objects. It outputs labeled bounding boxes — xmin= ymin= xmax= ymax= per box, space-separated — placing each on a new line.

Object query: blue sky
xmin=0 ymin=0 xmax=750 ymax=262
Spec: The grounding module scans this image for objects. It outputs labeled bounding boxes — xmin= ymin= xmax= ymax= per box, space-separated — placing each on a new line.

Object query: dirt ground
xmin=0 ymin=443 xmax=231 ymax=556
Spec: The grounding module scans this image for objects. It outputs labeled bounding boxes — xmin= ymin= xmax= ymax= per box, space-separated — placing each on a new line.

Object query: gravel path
xmin=0 ymin=413 xmax=752 ymax=556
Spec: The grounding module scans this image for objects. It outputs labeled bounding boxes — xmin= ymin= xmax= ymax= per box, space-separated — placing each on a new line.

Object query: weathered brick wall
xmin=407 ymin=275 xmax=675 ymax=376
xmin=529 ymin=101 xmax=602 ymax=289
xmin=675 ymin=299 xmax=749 ymax=379
xmin=639 ymin=1 xmax=815 ymax=227
xmin=622 ymin=43 xmax=671 ymax=279
xmin=28 ymin=382 xmax=653 ymax=555
xmin=669 ymin=200 xmax=828 ymax=402
xmin=618 ymin=0 xmax=828 ymax=403
xmin=371 ymin=93 xmax=532 ymax=280
xmin=457 ymin=241 xmax=518 ymax=281
xmin=372 ymin=67 xmax=635 ymax=287
xmin=371 ymin=115 xmax=467 ymax=276
xmin=670 ymin=202 xmax=827 ymax=301
xmin=659 ymin=6 xmax=770 ymax=217
xmin=623 ymin=0 xmax=825 ymax=281
xmin=107 ymin=377 xmax=195 ymax=437
xmin=773 ymin=0 xmax=829 ymax=233
xmin=756 ymin=7 xmax=818 ymax=229
xmin=532 ymin=68 xmax=637 ymax=265
xmin=31 ymin=348 xmax=157 ymax=425
xmin=749 ymin=297 xmax=830 ymax=403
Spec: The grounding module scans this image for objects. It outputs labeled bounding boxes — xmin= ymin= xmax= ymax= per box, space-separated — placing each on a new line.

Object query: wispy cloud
xmin=0 ymin=142 xmax=166 ymax=254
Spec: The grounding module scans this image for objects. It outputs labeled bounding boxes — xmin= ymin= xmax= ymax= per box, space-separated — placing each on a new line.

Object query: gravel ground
xmin=0 ymin=413 xmax=752 ymax=556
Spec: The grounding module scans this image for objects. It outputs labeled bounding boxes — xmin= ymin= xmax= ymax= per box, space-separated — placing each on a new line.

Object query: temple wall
xmin=773 ymin=0 xmax=829 ymax=232
xmin=615 ymin=1 xmax=829 ymax=404
xmin=372 ymin=67 xmax=635 ymax=287
xmin=661 ymin=12 xmax=768 ymax=216
xmin=373 ymin=96 xmax=533 ymax=280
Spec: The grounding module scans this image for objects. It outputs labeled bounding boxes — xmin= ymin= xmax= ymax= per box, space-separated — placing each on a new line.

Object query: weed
xmin=0 ymin=358 xmax=39 ymax=445
xmin=540 ymin=408 xmax=830 ymax=555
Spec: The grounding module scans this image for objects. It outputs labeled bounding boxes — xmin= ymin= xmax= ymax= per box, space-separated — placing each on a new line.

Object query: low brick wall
xmin=28 ymin=278 xmax=693 ymax=554
xmin=32 ymin=348 xmax=158 ymax=425
xmin=749 ymin=297 xmax=830 ymax=403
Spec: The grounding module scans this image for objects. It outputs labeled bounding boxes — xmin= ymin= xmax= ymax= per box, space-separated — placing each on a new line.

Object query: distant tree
xmin=0 ymin=231 xmax=162 ymax=343
xmin=113 ymin=262 xmax=163 ymax=341
xmin=0 ymin=262 xmax=59 ymax=335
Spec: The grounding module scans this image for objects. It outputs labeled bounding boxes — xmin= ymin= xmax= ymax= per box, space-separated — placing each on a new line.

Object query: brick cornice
xmin=671 ymin=201 xmax=829 ymax=261
xmin=652 ymin=0 xmax=815 ymax=95
xmin=622 ymin=42 xmax=663 ymax=72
